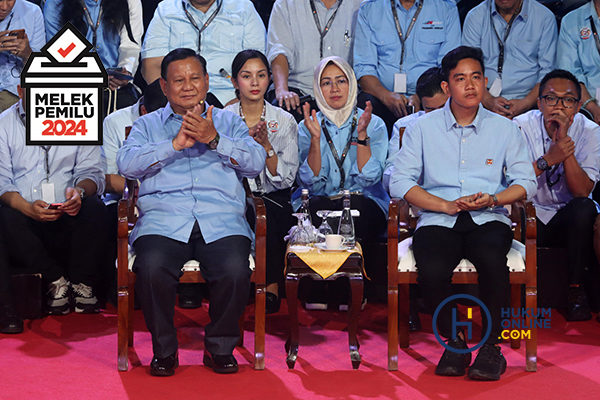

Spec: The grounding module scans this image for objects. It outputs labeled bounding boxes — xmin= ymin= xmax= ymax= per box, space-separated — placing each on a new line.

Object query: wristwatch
xmin=536 ymin=156 xmax=551 ymax=172
xmin=208 ymin=133 xmax=220 ymax=150
xmin=75 ymin=186 xmax=86 ymax=199
xmin=266 ymin=148 xmax=275 ymax=158
xmin=356 ymin=137 xmax=370 ymax=146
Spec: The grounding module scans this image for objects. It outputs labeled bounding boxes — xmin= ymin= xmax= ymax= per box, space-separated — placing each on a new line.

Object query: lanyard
xmin=40 ymin=146 xmax=52 ymax=182
xmin=2 ymin=13 xmax=13 ymax=30
xmin=390 ymin=0 xmax=423 ymax=72
xmin=541 ymin=128 xmax=562 ymax=187
xmin=182 ymin=0 xmax=222 ymax=53
xmin=490 ymin=1 xmax=522 ymax=78
xmin=239 ymin=102 xmax=266 ymax=192
xmin=321 ymin=109 xmax=358 ymax=189
xmin=79 ymin=0 xmax=104 ymax=48
xmin=309 ymin=0 xmax=343 ymax=59
xmin=588 ymin=16 xmax=600 ymax=57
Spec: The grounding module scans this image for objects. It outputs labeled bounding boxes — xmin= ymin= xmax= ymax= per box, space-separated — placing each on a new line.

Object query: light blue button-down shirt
xmin=390 ymin=99 xmax=537 ymax=229
xmin=383 ymin=110 xmax=424 ymax=192
xmin=142 ymin=0 xmax=266 ymax=105
xmin=353 ymin=0 xmax=460 ymax=95
xmin=295 ymin=108 xmax=390 ymax=214
xmin=557 ymin=1 xmax=600 ymax=95
xmin=514 ymin=110 xmax=600 ymax=224
xmin=267 ymin=0 xmax=361 ymax=96
xmin=0 ymin=102 xmax=105 ymax=203
xmin=44 ymin=0 xmax=144 ymax=74
xmin=117 ymin=103 xmax=266 ymax=245
xmin=462 ymin=0 xmax=557 ymax=100
xmin=0 ymin=0 xmax=45 ymax=96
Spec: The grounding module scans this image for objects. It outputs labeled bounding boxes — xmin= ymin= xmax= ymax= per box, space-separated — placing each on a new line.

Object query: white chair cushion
xmin=125 ymin=246 xmax=255 ymax=273
xmin=398 ymin=237 xmax=526 ymax=273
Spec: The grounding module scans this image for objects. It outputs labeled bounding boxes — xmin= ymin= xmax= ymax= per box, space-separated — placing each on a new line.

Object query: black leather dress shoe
xmin=409 ymin=307 xmax=421 ymax=332
xmin=178 ymin=284 xmax=203 ymax=309
xmin=566 ymin=287 xmax=592 ymax=321
xmin=150 ymin=351 xmax=178 ymax=376
xmin=435 ymin=335 xmax=471 ymax=376
xmin=468 ymin=344 xmax=507 ymax=381
xmin=265 ymin=292 xmax=281 ymax=315
xmin=203 ymin=352 xmax=239 ymax=374
xmin=0 ymin=305 xmax=23 ymax=334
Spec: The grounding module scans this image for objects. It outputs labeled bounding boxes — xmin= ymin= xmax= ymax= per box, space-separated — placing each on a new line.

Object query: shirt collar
xmin=184 ymin=0 xmax=220 ymax=15
xmin=443 ymin=98 xmax=487 ymax=133
xmin=161 ymin=101 xmax=211 ymax=124
xmin=491 ymin=0 xmax=527 ymax=22
xmin=394 ymin=0 xmax=420 ymax=13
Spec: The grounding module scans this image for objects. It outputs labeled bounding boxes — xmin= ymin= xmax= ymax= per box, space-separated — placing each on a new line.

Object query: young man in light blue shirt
xmin=117 ymin=49 xmax=266 ymax=376
xmin=141 ymin=0 xmax=266 ymax=106
xmin=390 ymin=46 xmax=536 ymax=381
xmin=514 ymin=69 xmax=600 ymax=322
xmin=557 ymin=0 xmax=600 ymax=124
xmin=463 ymin=0 xmax=557 ymax=119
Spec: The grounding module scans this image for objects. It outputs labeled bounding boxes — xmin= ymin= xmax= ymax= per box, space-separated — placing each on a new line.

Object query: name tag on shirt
xmin=489 ymin=77 xmax=502 ymax=97
xmin=394 ymin=73 xmax=407 ymax=94
xmin=41 ymin=182 xmax=56 ymax=204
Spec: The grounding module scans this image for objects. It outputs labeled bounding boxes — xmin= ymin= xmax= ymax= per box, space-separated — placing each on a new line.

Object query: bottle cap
xmin=302 ymin=189 xmax=309 ymax=195
xmin=344 ymin=189 xmax=350 ymax=195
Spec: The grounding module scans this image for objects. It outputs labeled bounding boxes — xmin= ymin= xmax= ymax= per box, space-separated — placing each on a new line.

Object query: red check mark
xmin=58 ymin=42 xmax=76 ymax=58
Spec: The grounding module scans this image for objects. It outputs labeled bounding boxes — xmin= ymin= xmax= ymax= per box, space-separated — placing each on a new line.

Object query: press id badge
xmin=394 ymin=73 xmax=407 ymax=93
xmin=489 ymin=77 xmax=503 ymax=97
xmin=41 ymin=182 xmax=56 ymax=204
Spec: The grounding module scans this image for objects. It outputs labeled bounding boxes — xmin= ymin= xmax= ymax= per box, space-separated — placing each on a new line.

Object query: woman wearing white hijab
xmin=295 ymin=56 xmax=389 ymax=245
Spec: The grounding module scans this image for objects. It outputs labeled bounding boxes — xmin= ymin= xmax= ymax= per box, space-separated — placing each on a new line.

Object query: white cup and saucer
xmin=315 ymin=234 xmax=348 ymax=251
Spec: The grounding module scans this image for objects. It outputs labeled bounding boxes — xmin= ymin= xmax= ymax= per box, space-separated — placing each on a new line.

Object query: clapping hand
xmin=302 ymin=102 xmax=321 ymax=141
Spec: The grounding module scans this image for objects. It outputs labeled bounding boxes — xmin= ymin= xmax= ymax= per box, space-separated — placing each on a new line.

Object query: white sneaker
xmin=71 ymin=282 xmax=100 ymax=314
xmin=47 ymin=276 xmax=71 ymax=315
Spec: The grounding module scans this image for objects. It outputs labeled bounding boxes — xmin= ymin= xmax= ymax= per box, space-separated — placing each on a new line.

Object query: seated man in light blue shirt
xmin=117 ymin=49 xmax=266 ymax=376
xmin=463 ymin=0 xmax=557 ymax=119
xmin=514 ymin=69 xmax=600 ymax=322
xmin=266 ymin=0 xmax=361 ymax=120
xmin=0 ymin=0 xmax=45 ymax=112
xmin=0 ymin=85 xmax=108 ymax=316
xmin=390 ymin=46 xmax=536 ymax=381
xmin=557 ymin=0 xmax=600 ymax=124
xmin=141 ymin=0 xmax=266 ymax=106
xmin=353 ymin=0 xmax=460 ymax=134
xmin=383 ymin=66 xmax=448 ymax=192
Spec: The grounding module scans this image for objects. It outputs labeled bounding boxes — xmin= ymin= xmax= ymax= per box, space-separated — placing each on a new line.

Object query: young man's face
xmin=537 ymin=78 xmax=581 ymax=125
xmin=442 ymin=58 xmax=487 ymax=112
xmin=420 ymin=92 xmax=448 ymax=113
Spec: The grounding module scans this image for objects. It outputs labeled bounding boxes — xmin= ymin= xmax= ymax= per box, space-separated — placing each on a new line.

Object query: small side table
xmin=285 ymin=250 xmax=364 ymax=370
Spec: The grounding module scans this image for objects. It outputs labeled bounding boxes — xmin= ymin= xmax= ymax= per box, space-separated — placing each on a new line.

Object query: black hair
xmin=415 ymin=67 xmax=444 ymax=100
xmin=538 ymin=69 xmax=582 ymax=100
xmin=143 ymin=79 xmax=168 ymax=113
xmin=59 ymin=0 xmax=136 ymax=44
xmin=231 ymin=49 xmax=270 ymax=99
xmin=160 ymin=48 xmax=207 ymax=80
xmin=441 ymin=46 xmax=485 ymax=81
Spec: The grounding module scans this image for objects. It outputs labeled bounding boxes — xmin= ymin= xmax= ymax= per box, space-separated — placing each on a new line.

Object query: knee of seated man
xmin=568 ymin=197 xmax=598 ymax=218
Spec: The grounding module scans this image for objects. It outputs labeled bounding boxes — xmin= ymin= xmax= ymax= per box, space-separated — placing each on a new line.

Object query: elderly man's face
xmin=0 ymin=0 xmax=16 ymax=21
xmin=160 ymin=57 xmax=209 ymax=115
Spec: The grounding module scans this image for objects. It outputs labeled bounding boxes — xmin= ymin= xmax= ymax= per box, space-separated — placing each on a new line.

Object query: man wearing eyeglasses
xmin=514 ymin=69 xmax=600 ymax=321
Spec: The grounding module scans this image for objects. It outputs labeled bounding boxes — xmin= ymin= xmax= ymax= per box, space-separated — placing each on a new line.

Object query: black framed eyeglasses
xmin=540 ymin=95 xmax=580 ymax=109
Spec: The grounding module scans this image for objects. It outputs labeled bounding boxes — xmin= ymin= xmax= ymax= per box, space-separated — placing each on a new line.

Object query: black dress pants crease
xmin=0 ymin=196 xmax=109 ymax=286
xmin=132 ymin=222 xmax=252 ymax=359
xmin=412 ymin=212 xmax=513 ymax=345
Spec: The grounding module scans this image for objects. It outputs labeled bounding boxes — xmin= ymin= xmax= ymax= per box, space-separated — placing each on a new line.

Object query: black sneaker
xmin=47 ymin=276 xmax=71 ymax=315
xmin=468 ymin=343 xmax=507 ymax=381
xmin=0 ymin=305 xmax=23 ymax=334
xmin=72 ymin=282 xmax=100 ymax=314
xmin=435 ymin=335 xmax=471 ymax=376
xmin=566 ymin=287 xmax=592 ymax=321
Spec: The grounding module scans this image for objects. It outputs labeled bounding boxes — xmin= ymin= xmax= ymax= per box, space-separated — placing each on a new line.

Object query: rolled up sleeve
xmin=390 ymin=123 xmax=422 ymax=199
xmin=73 ymin=146 xmax=106 ymax=196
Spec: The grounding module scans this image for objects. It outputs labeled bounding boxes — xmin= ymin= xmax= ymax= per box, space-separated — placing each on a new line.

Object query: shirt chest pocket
xmin=215 ymin=15 xmax=244 ymax=53
xmin=416 ymin=27 xmax=445 ymax=62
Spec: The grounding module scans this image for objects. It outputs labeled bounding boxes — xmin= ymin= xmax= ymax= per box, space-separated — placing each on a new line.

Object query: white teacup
xmin=325 ymin=234 xmax=346 ymax=250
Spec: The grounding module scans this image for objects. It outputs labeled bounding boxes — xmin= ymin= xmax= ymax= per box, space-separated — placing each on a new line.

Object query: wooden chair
xmin=387 ymin=199 xmax=537 ymax=372
xmin=117 ymin=179 xmax=266 ymax=371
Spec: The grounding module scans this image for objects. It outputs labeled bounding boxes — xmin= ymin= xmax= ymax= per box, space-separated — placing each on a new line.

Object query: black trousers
xmin=246 ymin=189 xmax=296 ymax=286
xmin=357 ymin=91 xmax=397 ymax=139
xmin=0 ymin=197 xmax=109 ymax=286
xmin=412 ymin=212 xmax=513 ymax=345
xmin=537 ymin=197 xmax=598 ymax=285
xmin=0 ymin=227 xmax=12 ymax=307
xmin=132 ymin=222 xmax=252 ymax=358
xmin=308 ymin=194 xmax=387 ymax=243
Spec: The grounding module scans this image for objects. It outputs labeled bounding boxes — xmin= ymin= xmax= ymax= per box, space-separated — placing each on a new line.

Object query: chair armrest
xmin=251 ymin=196 xmax=266 ymax=286
xmin=510 ymin=200 xmax=537 ymax=244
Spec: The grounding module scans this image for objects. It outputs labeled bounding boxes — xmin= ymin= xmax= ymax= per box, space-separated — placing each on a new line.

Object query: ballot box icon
xmin=21 ymin=23 xmax=108 ymax=146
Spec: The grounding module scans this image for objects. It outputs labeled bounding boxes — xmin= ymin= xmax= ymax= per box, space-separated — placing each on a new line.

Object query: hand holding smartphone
xmin=8 ymin=29 xmax=25 ymax=39
xmin=47 ymin=203 xmax=63 ymax=210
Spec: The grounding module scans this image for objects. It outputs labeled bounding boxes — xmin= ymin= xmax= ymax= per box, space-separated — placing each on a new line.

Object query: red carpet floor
xmin=1 ymin=302 xmax=600 ymax=400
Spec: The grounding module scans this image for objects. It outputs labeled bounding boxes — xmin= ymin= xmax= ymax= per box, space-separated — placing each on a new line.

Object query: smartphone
xmin=106 ymin=68 xmax=134 ymax=81
xmin=47 ymin=203 xmax=63 ymax=210
xmin=405 ymin=105 xmax=415 ymax=115
xmin=8 ymin=29 xmax=25 ymax=39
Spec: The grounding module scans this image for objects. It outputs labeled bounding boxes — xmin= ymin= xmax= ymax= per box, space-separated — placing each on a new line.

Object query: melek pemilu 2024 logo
xmin=433 ymin=294 xmax=551 ymax=353
xmin=21 ymin=23 xmax=108 ymax=146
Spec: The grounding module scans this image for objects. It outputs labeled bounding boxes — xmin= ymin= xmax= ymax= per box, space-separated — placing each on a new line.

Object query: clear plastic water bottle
xmin=298 ymin=189 xmax=312 ymax=225
xmin=338 ymin=190 xmax=355 ymax=248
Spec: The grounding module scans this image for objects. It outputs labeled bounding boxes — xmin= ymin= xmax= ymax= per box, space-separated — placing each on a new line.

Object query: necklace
xmin=239 ymin=100 xmax=266 ymax=124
